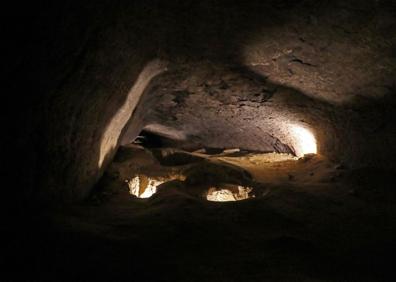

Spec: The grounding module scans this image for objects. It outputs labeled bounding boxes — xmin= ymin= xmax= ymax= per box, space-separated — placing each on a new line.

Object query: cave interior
xmin=5 ymin=0 xmax=396 ymax=281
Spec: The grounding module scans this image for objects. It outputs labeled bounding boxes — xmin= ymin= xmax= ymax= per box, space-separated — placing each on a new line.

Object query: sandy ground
xmin=10 ymin=145 xmax=396 ymax=281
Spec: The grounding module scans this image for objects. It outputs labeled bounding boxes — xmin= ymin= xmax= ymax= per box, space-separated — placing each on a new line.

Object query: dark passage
xmin=134 ymin=130 xmax=165 ymax=148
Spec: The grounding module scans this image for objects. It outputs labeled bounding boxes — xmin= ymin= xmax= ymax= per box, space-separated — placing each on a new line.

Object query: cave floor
xmin=18 ymin=146 xmax=396 ymax=281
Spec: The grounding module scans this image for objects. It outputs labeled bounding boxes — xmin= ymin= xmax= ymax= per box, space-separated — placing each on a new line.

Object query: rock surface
xmin=8 ymin=0 xmax=396 ymax=202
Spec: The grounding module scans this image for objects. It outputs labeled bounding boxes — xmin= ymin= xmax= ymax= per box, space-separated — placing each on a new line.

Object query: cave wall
xmin=129 ymin=0 xmax=396 ymax=167
xmin=11 ymin=2 xmax=166 ymax=202
xmin=9 ymin=0 xmax=396 ymax=203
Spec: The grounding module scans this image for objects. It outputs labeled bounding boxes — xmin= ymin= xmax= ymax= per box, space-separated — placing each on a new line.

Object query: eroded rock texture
xmin=10 ymin=0 xmax=396 ymax=202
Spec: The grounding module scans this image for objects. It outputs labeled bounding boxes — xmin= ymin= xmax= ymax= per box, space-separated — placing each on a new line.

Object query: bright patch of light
xmin=127 ymin=176 xmax=164 ymax=198
xmin=207 ymin=186 xmax=253 ymax=202
xmin=290 ymin=125 xmax=317 ymax=156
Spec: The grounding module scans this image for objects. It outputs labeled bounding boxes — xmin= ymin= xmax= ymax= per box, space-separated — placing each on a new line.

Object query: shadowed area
xmin=10 ymin=145 xmax=396 ymax=281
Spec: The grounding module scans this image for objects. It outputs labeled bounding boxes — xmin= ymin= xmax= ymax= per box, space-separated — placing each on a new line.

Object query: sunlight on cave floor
xmin=111 ymin=145 xmax=331 ymax=203
xmin=127 ymin=175 xmax=164 ymax=198
xmin=206 ymin=185 xmax=254 ymax=202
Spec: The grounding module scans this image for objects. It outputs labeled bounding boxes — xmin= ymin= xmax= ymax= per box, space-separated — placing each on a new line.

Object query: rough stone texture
xmin=9 ymin=145 xmax=395 ymax=281
xmin=10 ymin=2 xmax=166 ymax=202
xmin=9 ymin=0 xmax=396 ymax=202
xmin=135 ymin=62 xmax=330 ymax=156
xmin=241 ymin=2 xmax=396 ymax=104
xmin=123 ymin=0 xmax=396 ymax=170
xmin=128 ymin=60 xmax=396 ymax=168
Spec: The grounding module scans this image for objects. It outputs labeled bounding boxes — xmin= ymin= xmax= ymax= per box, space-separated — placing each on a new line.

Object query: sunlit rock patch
xmin=118 ymin=146 xmax=324 ymax=202
xmin=206 ymin=185 xmax=254 ymax=202
xmin=289 ymin=124 xmax=317 ymax=156
xmin=216 ymin=152 xmax=297 ymax=167
xmin=127 ymin=175 xmax=165 ymax=198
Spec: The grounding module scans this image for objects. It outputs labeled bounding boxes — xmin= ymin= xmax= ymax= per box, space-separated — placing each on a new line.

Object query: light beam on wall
xmin=290 ymin=125 xmax=317 ymax=156
xmin=98 ymin=60 xmax=167 ymax=168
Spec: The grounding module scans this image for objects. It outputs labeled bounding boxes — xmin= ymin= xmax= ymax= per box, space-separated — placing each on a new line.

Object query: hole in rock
xmin=133 ymin=130 xmax=165 ymax=148
xmin=116 ymin=142 xmax=305 ymax=202
xmin=206 ymin=184 xmax=254 ymax=202
xmin=127 ymin=175 xmax=164 ymax=198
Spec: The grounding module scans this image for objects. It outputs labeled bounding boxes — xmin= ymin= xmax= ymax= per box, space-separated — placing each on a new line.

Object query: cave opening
xmin=133 ymin=130 xmax=166 ymax=148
